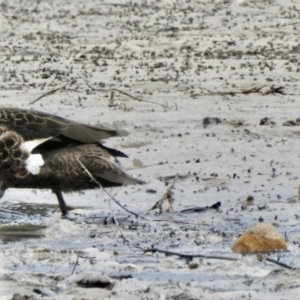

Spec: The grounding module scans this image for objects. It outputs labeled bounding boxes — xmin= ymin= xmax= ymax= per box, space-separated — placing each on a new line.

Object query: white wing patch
xmin=22 ymin=137 xmax=51 ymax=175
xmin=23 ymin=136 xmax=52 ymax=152
xmin=26 ymin=154 xmax=44 ymax=175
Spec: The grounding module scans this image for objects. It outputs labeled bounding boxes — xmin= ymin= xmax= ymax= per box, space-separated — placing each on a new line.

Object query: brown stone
xmin=232 ymin=223 xmax=287 ymax=254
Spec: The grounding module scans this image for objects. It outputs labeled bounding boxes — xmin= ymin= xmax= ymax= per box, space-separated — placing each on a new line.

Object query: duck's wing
xmin=77 ymin=146 xmax=144 ymax=186
xmin=0 ymin=108 xmax=128 ymax=143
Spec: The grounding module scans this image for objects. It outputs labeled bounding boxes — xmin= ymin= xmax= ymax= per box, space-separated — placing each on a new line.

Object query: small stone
xmin=283 ymin=120 xmax=299 ymax=126
xmin=260 ymin=117 xmax=276 ymax=125
xmin=189 ymin=262 xmax=199 ymax=269
xmin=203 ymin=117 xmax=222 ymax=127
xmin=71 ymin=271 xmax=114 ymax=289
xmin=246 ymin=195 xmax=254 ymax=205
xmin=232 ymin=223 xmax=287 ymax=253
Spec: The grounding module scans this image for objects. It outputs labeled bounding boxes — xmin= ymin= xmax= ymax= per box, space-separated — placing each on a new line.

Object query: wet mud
xmin=1 ymin=0 xmax=300 ymax=299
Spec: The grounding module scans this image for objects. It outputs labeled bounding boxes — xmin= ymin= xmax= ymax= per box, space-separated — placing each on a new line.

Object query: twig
xmin=180 ymin=201 xmax=221 ymax=213
xmin=107 ymin=196 xmax=145 ymax=251
xmin=29 ymin=84 xmax=68 ymax=104
xmin=75 ymin=157 xmax=142 ymax=218
xmin=191 ymin=85 xmax=285 ymax=98
xmin=145 ymin=176 xmax=177 ymax=213
xmin=120 ymin=233 xmax=150 ymax=251
xmin=117 ymin=229 xmax=238 ymax=262
xmin=146 ymin=248 xmax=238 ymax=261
xmin=264 ymin=256 xmax=296 ymax=270
xmin=71 ymin=253 xmax=96 ymax=275
xmin=157 ymin=174 xmax=190 ymax=181
xmin=71 ymin=254 xmax=79 ymax=275
xmin=86 ymin=83 xmax=168 ymax=109
xmin=74 ymin=159 xmax=171 ymax=252
xmin=111 ymin=88 xmax=167 ymax=108
xmin=96 ymin=171 xmax=146 ymax=251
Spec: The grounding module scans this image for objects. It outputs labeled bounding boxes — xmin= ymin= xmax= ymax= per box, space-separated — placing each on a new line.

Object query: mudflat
xmin=0 ymin=1 xmax=299 ymax=299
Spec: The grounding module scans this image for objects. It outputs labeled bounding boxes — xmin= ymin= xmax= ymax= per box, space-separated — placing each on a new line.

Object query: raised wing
xmin=0 ymin=108 xmax=128 ymax=143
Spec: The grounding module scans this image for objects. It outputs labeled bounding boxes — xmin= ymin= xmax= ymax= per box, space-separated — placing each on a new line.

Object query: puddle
xmin=0 ymin=202 xmax=109 ymax=243
xmin=0 ymin=202 xmax=56 ymax=243
xmin=0 ymin=224 xmax=45 ymax=243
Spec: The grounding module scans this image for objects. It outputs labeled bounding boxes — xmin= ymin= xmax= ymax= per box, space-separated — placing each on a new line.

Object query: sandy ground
xmin=0 ymin=0 xmax=300 ymax=299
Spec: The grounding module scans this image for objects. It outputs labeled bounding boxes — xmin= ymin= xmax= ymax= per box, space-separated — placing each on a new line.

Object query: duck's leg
xmin=0 ymin=181 xmax=7 ymax=198
xmin=52 ymin=189 xmax=69 ymax=216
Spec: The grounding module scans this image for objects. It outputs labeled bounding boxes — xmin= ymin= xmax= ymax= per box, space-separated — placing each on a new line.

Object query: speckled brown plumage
xmin=0 ymin=108 xmax=143 ymax=216
xmin=0 ymin=108 xmax=128 ymax=142
xmin=0 ymin=131 xmax=30 ymax=182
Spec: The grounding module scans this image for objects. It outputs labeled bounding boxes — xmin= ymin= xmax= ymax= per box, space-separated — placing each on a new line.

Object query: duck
xmin=0 ymin=108 xmax=144 ymax=216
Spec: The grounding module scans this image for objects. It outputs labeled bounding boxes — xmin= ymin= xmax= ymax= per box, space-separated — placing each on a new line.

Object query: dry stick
xmin=144 ymin=176 xmax=177 ymax=214
xmin=75 ymin=157 xmax=142 ymax=219
xmin=192 ymin=85 xmax=285 ymax=98
xmin=86 ymin=83 xmax=168 ymax=108
xmin=83 ymin=164 xmax=147 ymax=250
xmin=111 ymin=88 xmax=168 ymax=108
xmin=264 ymin=257 xmax=296 ymax=270
xmin=29 ymin=84 xmax=68 ymax=104
xmin=102 ymin=187 xmax=142 ymax=219
xmin=71 ymin=254 xmax=80 ymax=275
xmin=107 ymin=194 xmax=145 ymax=251
xmin=147 ymin=248 xmax=238 ymax=261
xmin=104 ymin=179 xmax=150 ymax=249
xmin=157 ymin=174 xmax=190 ymax=181
xmin=71 ymin=254 xmax=95 ymax=275
xmin=124 ymin=236 xmax=238 ymax=261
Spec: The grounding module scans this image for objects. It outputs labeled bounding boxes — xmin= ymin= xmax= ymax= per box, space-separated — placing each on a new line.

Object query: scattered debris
xmin=157 ymin=174 xmax=190 ymax=181
xmin=246 ymin=195 xmax=254 ymax=206
xmin=180 ymin=201 xmax=221 ymax=213
xmin=86 ymin=85 xmax=171 ymax=110
xmin=148 ymin=178 xmax=176 ymax=213
xmin=259 ymin=117 xmax=276 ymax=125
xmin=11 ymin=294 xmax=34 ymax=300
xmin=146 ymin=189 xmax=157 ymax=194
xmin=227 ymin=119 xmax=245 ymax=126
xmin=29 ymin=84 xmax=68 ymax=104
xmin=191 ymin=85 xmax=285 ymax=98
xmin=33 ymin=288 xmax=56 ymax=297
xmin=188 ymin=262 xmax=200 ymax=269
xmin=203 ymin=117 xmax=222 ymax=127
xmin=73 ymin=272 xmax=114 ymax=289
xmin=283 ymin=120 xmax=300 ymax=126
